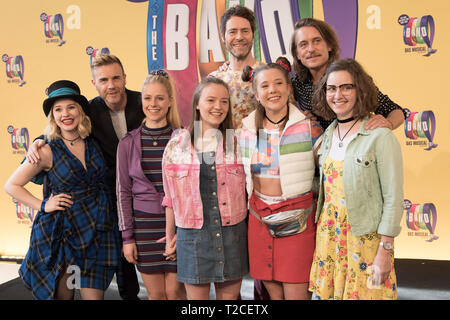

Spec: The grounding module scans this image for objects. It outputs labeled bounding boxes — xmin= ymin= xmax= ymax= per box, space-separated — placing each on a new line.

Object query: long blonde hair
xmin=142 ymin=72 xmax=181 ymax=129
xmin=44 ymin=100 xmax=92 ymax=141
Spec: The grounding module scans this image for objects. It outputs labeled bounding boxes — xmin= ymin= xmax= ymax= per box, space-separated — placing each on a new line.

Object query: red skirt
xmin=248 ymin=191 xmax=316 ymax=283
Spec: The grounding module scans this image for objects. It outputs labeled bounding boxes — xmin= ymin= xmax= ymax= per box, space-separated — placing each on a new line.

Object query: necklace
xmin=145 ymin=125 xmax=169 ymax=146
xmin=336 ymin=116 xmax=355 ymax=123
xmin=62 ymin=135 xmax=81 ymax=146
xmin=264 ymin=112 xmax=287 ymax=129
xmin=149 ymin=136 xmax=161 ymax=146
xmin=337 ymin=120 xmax=358 ymax=148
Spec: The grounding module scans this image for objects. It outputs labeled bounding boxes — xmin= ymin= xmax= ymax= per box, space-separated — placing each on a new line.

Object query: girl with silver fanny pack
xmin=239 ymin=57 xmax=323 ymax=300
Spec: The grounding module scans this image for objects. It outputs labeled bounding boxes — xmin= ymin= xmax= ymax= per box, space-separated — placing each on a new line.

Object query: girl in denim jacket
xmin=309 ymin=59 xmax=404 ymax=300
xmin=162 ymin=77 xmax=248 ymax=300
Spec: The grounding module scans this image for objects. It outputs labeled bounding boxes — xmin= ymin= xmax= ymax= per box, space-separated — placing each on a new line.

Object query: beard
xmin=103 ymin=90 xmax=126 ymax=109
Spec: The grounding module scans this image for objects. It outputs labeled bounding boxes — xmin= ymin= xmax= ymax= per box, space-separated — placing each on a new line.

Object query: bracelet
xmin=40 ymin=198 xmax=48 ymax=213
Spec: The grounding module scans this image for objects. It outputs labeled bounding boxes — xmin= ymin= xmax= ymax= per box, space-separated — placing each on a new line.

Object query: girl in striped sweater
xmin=116 ymin=70 xmax=186 ymax=300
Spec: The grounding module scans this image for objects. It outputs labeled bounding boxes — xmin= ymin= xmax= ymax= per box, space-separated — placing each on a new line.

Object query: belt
xmin=249 ymin=205 xmax=313 ymax=223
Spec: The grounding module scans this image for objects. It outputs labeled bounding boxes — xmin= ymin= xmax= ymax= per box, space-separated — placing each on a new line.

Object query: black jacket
xmin=87 ymin=89 xmax=145 ymax=191
xmin=87 ymin=89 xmax=144 ymax=171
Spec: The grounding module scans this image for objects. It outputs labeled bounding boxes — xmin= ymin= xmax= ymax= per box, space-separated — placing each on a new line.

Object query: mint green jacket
xmin=315 ymin=117 xmax=404 ymax=237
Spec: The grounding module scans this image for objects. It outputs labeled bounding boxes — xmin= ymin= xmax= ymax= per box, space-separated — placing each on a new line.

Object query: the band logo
xmin=7 ymin=125 xmax=29 ymax=154
xmin=403 ymin=108 xmax=437 ymax=151
xmin=40 ymin=13 xmax=66 ymax=46
xmin=2 ymin=54 xmax=26 ymax=86
xmin=13 ymin=199 xmax=36 ymax=225
xmin=398 ymin=14 xmax=437 ymax=56
xmin=404 ymin=199 xmax=438 ymax=242
xmin=86 ymin=46 xmax=110 ymax=65
xmin=127 ymin=0 xmax=358 ymax=125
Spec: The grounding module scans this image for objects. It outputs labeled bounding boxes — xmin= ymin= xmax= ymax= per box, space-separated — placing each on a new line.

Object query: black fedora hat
xmin=43 ymin=80 xmax=90 ymax=116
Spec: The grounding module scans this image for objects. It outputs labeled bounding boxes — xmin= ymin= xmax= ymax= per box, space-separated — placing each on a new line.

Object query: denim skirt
xmin=176 ymin=152 xmax=249 ymax=284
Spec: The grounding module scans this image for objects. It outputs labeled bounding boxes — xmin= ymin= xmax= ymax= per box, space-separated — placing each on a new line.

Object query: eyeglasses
xmin=325 ymin=83 xmax=355 ymax=95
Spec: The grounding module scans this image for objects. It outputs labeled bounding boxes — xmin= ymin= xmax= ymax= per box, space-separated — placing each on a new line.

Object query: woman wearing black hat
xmin=4 ymin=80 xmax=121 ymax=300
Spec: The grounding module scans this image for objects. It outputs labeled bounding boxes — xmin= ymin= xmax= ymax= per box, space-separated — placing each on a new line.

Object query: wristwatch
xmin=379 ymin=241 xmax=394 ymax=251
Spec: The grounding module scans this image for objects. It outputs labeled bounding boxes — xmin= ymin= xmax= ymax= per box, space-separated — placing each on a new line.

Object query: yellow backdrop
xmin=0 ymin=0 xmax=448 ymax=261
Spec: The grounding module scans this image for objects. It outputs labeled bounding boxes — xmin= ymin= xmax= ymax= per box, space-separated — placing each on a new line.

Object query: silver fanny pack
xmin=250 ymin=205 xmax=313 ymax=238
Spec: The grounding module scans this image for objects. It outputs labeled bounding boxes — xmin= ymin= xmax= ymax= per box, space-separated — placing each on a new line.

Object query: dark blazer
xmin=87 ymin=89 xmax=145 ymax=190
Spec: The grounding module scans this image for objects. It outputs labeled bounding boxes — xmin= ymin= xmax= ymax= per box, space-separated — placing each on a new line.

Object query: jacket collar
xmin=242 ymin=103 xmax=306 ymax=131
xmin=129 ymin=123 xmax=144 ymax=139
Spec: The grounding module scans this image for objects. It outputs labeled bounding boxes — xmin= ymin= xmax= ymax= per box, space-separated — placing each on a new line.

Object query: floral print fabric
xmin=209 ymin=61 xmax=264 ymax=129
xmin=309 ymin=156 xmax=397 ymax=300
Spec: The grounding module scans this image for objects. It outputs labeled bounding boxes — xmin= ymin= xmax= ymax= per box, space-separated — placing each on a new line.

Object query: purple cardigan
xmin=116 ymin=124 xmax=166 ymax=244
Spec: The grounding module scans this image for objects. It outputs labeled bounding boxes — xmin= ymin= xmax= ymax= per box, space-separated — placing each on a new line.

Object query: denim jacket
xmin=162 ymin=129 xmax=247 ymax=229
xmin=315 ymin=117 xmax=404 ymax=237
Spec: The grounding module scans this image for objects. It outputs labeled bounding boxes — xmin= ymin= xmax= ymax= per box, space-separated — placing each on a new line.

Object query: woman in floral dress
xmin=309 ymin=59 xmax=404 ymax=300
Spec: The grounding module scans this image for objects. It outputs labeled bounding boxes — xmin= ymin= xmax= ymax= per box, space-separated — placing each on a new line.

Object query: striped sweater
xmin=140 ymin=124 xmax=172 ymax=192
xmin=240 ymin=104 xmax=323 ymax=198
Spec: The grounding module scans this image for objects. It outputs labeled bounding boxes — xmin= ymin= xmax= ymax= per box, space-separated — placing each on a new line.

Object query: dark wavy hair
xmin=312 ymin=59 xmax=378 ymax=121
xmin=241 ymin=57 xmax=293 ymax=136
xmin=220 ymin=5 xmax=256 ymax=38
xmin=290 ymin=18 xmax=340 ymax=82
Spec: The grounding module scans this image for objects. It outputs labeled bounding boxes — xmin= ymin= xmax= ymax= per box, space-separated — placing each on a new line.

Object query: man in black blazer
xmin=88 ymin=54 xmax=144 ymax=300
xmin=88 ymin=55 xmax=144 ymax=189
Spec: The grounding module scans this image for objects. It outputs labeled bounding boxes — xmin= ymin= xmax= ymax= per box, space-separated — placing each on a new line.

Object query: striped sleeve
xmin=116 ymin=137 xmax=135 ymax=244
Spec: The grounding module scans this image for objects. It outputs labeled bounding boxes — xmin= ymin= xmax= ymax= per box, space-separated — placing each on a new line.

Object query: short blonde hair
xmin=44 ymin=100 xmax=92 ymax=141
xmin=142 ymin=73 xmax=181 ymax=129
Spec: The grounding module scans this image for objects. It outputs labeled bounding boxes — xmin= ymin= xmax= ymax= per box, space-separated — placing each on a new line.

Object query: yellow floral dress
xmin=309 ymin=156 xmax=397 ymax=300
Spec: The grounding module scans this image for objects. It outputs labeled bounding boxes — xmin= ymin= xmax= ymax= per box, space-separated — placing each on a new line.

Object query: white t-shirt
xmin=328 ymin=131 xmax=357 ymax=161
xmin=109 ymin=109 xmax=127 ymax=140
